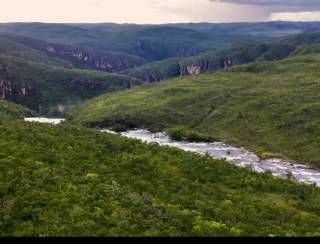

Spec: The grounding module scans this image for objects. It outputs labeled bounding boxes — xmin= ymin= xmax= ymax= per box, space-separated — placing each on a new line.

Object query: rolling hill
xmin=168 ymin=21 xmax=320 ymax=36
xmin=0 ymin=23 xmax=271 ymax=61
xmin=0 ymin=38 xmax=69 ymax=67
xmin=68 ymin=53 xmax=320 ymax=168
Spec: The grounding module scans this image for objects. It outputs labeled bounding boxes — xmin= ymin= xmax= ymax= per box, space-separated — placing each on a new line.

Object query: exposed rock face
xmin=45 ymin=46 xmax=144 ymax=72
xmin=186 ymin=65 xmax=201 ymax=75
xmin=0 ymin=80 xmax=12 ymax=99
xmin=0 ymin=79 xmax=31 ymax=99
xmin=74 ymin=79 xmax=102 ymax=90
xmin=18 ymin=83 xmax=31 ymax=96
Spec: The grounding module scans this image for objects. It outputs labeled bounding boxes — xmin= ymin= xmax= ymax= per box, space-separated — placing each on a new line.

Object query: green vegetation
xmin=283 ymin=32 xmax=320 ymax=46
xmin=0 ymin=38 xmax=68 ymax=67
xmin=68 ymin=54 xmax=320 ymax=167
xmin=168 ymin=21 xmax=320 ymax=36
xmin=0 ymin=99 xmax=36 ymax=117
xmin=0 ymin=23 xmax=272 ymax=61
xmin=2 ymin=116 xmax=320 ymax=236
xmin=179 ymin=41 xmax=296 ymax=74
xmin=168 ymin=126 xmax=216 ymax=142
xmin=0 ymin=33 xmax=147 ymax=72
xmin=291 ymin=44 xmax=320 ymax=56
xmin=0 ymin=54 xmax=140 ymax=115
xmin=120 ymin=41 xmax=296 ymax=82
xmin=120 ymin=58 xmax=181 ymax=82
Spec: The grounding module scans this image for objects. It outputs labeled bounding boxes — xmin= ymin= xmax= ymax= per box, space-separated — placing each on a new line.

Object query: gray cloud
xmin=209 ymin=0 xmax=320 ymax=6
xmin=209 ymin=0 xmax=320 ymax=13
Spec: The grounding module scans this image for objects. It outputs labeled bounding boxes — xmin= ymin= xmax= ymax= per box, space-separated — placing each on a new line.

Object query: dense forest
xmin=1 ymin=114 xmax=320 ymax=236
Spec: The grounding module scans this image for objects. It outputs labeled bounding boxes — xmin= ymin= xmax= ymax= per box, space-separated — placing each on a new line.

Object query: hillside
xmin=68 ymin=54 xmax=320 ymax=168
xmin=0 ymin=54 xmax=140 ymax=116
xmin=283 ymin=32 xmax=320 ymax=46
xmin=120 ymin=41 xmax=296 ymax=82
xmin=0 ymin=33 xmax=147 ymax=72
xmin=0 ymin=99 xmax=36 ymax=118
xmin=120 ymin=58 xmax=181 ymax=83
xmin=291 ymin=44 xmax=320 ymax=56
xmin=2 ymin=116 xmax=320 ymax=236
xmin=0 ymin=38 xmax=69 ymax=67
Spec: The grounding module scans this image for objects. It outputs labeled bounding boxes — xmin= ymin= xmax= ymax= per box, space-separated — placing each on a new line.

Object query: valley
xmin=1 ymin=20 xmax=320 ymax=237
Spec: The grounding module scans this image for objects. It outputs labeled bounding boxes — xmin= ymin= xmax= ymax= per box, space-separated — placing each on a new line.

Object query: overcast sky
xmin=0 ymin=0 xmax=320 ymax=24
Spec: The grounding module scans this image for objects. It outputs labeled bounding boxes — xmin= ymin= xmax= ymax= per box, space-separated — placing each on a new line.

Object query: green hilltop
xmin=68 ymin=53 xmax=320 ymax=168
xmin=0 ymin=38 xmax=69 ymax=67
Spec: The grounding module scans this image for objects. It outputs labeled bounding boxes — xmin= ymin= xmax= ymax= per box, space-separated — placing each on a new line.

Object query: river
xmin=25 ymin=118 xmax=320 ymax=187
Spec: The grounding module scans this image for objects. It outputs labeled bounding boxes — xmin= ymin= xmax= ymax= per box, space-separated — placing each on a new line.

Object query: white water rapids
xmin=24 ymin=118 xmax=320 ymax=187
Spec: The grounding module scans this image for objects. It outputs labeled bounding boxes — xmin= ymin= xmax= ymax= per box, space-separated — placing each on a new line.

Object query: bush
xmin=168 ymin=126 xmax=215 ymax=142
xmin=111 ymin=123 xmax=128 ymax=132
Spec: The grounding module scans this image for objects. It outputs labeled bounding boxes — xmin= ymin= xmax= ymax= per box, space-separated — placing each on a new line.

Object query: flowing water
xmin=24 ymin=118 xmax=320 ymax=187
xmin=24 ymin=117 xmax=65 ymax=125
xmin=104 ymin=129 xmax=320 ymax=187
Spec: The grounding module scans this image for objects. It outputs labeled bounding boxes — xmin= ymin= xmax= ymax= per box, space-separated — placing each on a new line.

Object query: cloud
xmin=271 ymin=11 xmax=320 ymax=21
xmin=209 ymin=0 xmax=320 ymax=7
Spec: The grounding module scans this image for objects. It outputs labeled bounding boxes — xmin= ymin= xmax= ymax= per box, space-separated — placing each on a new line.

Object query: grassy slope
xmin=2 ymin=116 xmax=320 ymax=236
xmin=0 ymin=55 xmax=140 ymax=115
xmin=0 ymin=38 xmax=68 ymax=67
xmin=0 ymin=99 xmax=36 ymax=118
xmin=291 ymin=44 xmax=320 ymax=56
xmin=68 ymin=54 xmax=320 ymax=167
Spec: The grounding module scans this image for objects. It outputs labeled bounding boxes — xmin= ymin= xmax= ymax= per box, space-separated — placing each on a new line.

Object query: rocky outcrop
xmin=186 ymin=65 xmax=201 ymax=75
xmin=18 ymin=83 xmax=31 ymax=96
xmin=0 ymin=80 xmax=12 ymax=99
xmin=74 ymin=79 xmax=102 ymax=90
xmin=45 ymin=46 xmax=145 ymax=72
xmin=0 ymin=78 xmax=32 ymax=99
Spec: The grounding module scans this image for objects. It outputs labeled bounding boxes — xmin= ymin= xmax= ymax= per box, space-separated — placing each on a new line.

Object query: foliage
xmin=120 ymin=41 xmax=296 ymax=82
xmin=0 ymin=33 xmax=147 ymax=73
xmin=0 ymin=99 xmax=36 ymax=117
xmin=168 ymin=126 xmax=216 ymax=142
xmin=283 ymin=32 xmax=320 ymax=46
xmin=0 ymin=54 xmax=141 ymax=116
xmin=120 ymin=58 xmax=181 ymax=82
xmin=290 ymin=44 xmax=320 ymax=56
xmin=68 ymin=54 xmax=320 ymax=167
xmin=0 ymin=23 xmax=272 ymax=61
xmin=0 ymin=38 xmax=68 ymax=67
xmin=1 ymin=117 xmax=320 ymax=236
